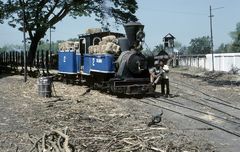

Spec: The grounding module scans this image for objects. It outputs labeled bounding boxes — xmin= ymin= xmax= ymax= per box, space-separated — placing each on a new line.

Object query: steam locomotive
xmin=58 ymin=22 xmax=156 ymax=95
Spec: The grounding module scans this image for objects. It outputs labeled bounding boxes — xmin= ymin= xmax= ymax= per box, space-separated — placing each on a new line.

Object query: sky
xmin=0 ymin=0 xmax=240 ymax=50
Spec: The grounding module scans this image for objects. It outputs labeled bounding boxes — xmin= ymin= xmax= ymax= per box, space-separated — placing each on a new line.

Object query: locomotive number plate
xmin=96 ymin=58 xmax=103 ymax=63
xmin=92 ymin=58 xmax=103 ymax=66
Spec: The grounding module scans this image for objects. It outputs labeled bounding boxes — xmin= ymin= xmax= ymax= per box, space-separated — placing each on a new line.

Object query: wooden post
xmin=7 ymin=52 xmax=9 ymax=66
xmin=21 ymin=51 xmax=24 ymax=71
xmin=41 ymin=50 xmax=45 ymax=74
xmin=46 ymin=50 xmax=49 ymax=74
xmin=13 ymin=51 xmax=15 ymax=70
xmin=190 ymin=56 xmax=192 ymax=67
xmin=3 ymin=52 xmax=5 ymax=66
xmin=1 ymin=52 xmax=3 ymax=72
xmin=14 ymin=51 xmax=16 ymax=70
xmin=0 ymin=53 xmax=1 ymax=64
xmin=13 ymin=51 xmax=16 ymax=70
xmin=33 ymin=52 xmax=36 ymax=68
xmin=204 ymin=57 xmax=206 ymax=70
xmin=36 ymin=50 xmax=39 ymax=70
xmin=6 ymin=52 xmax=9 ymax=66
xmin=4 ymin=52 xmax=6 ymax=65
xmin=0 ymin=53 xmax=2 ymax=68
xmin=16 ymin=52 xmax=19 ymax=71
xmin=197 ymin=56 xmax=199 ymax=68
xmin=10 ymin=51 xmax=12 ymax=69
xmin=49 ymin=50 xmax=52 ymax=69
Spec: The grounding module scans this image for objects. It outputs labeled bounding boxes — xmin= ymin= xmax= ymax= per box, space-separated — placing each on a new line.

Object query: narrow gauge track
xmin=171 ymin=80 xmax=233 ymax=105
xmin=170 ymin=84 xmax=240 ymax=121
xmin=170 ymin=81 xmax=240 ymax=111
xmin=148 ymin=97 xmax=240 ymax=125
xmin=180 ymin=95 xmax=240 ymax=122
xmin=139 ymin=98 xmax=240 ymax=138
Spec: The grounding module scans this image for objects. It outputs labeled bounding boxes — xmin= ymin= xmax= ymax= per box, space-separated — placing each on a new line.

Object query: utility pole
xmin=49 ymin=25 xmax=52 ymax=69
xmin=209 ymin=5 xmax=224 ymax=72
xmin=209 ymin=5 xmax=214 ymax=72
xmin=22 ymin=0 xmax=27 ymax=82
xmin=49 ymin=25 xmax=52 ymax=52
xmin=49 ymin=26 xmax=55 ymax=69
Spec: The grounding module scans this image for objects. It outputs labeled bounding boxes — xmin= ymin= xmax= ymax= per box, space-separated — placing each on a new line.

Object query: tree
xmin=0 ymin=1 xmax=4 ymax=23
xmin=152 ymin=44 xmax=164 ymax=56
xmin=229 ymin=22 xmax=240 ymax=52
xmin=215 ymin=43 xmax=230 ymax=53
xmin=174 ymin=41 xmax=182 ymax=50
xmin=230 ymin=22 xmax=240 ymax=42
xmin=178 ymin=46 xmax=188 ymax=55
xmin=0 ymin=44 xmax=24 ymax=52
xmin=37 ymin=40 xmax=65 ymax=53
xmin=188 ymin=36 xmax=211 ymax=54
xmin=1 ymin=0 xmax=138 ymax=65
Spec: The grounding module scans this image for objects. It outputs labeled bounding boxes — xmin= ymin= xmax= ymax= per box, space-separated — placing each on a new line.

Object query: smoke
xmin=99 ymin=0 xmax=120 ymax=31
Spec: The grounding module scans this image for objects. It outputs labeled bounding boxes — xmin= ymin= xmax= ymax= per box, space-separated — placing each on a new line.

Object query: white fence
xmin=179 ymin=53 xmax=240 ymax=72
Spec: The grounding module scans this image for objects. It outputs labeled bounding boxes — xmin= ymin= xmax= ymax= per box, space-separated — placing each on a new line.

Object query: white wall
xmin=179 ymin=53 xmax=240 ymax=73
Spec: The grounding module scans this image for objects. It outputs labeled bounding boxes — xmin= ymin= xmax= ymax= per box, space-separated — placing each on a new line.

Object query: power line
xmin=142 ymin=8 xmax=207 ymax=16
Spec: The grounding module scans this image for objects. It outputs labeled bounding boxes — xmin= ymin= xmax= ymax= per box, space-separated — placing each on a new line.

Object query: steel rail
xmin=170 ymin=82 xmax=240 ymax=110
xmin=139 ymin=99 xmax=240 ymax=138
xmin=148 ymin=98 xmax=240 ymax=125
xmin=170 ymin=80 xmax=232 ymax=104
xmin=178 ymin=95 xmax=240 ymax=122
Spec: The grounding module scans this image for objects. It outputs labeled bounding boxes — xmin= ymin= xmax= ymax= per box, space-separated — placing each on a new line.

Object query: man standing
xmin=161 ymin=65 xmax=170 ymax=96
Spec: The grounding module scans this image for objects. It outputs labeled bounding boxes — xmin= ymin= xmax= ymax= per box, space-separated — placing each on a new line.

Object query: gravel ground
xmin=0 ymin=68 xmax=239 ymax=152
xmin=167 ymin=67 xmax=240 ymax=152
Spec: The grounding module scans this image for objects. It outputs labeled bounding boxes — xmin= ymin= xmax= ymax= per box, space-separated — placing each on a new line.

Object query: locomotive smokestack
xmin=124 ymin=22 xmax=144 ymax=49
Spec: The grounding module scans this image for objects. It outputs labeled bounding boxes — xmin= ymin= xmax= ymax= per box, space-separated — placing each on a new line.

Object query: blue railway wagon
xmin=91 ymin=54 xmax=115 ymax=74
xmin=58 ymin=50 xmax=77 ymax=74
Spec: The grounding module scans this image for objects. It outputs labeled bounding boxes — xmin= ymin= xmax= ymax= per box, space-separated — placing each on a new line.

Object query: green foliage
xmin=230 ymin=43 xmax=240 ymax=52
xmin=68 ymin=38 xmax=79 ymax=42
xmin=217 ymin=22 xmax=240 ymax=53
xmin=178 ymin=46 xmax=188 ymax=55
xmin=229 ymin=22 xmax=240 ymax=52
xmin=215 ymin=43 xmax=231 ymax=53
xmin=0 ymin=44 xmax=25 ymax=52
xmin=152 ymin=44 xmax=164 ymax=56
xmin=1 ymin=0 xmax=138 ymax=33
xmin=174 ymin=41 xmax=182 ymax=49
xmin=0 ymin=1 xmax=3 ymax=23
xmin=0 ymin=0 xmax=138 ymax=64
xmin=230 ymin=22 xmax=240 ymax=41
xmin=37 ymin=40 xmax=59 ymax=53
xmin=188 ymin=36 xmax=211 ymax=54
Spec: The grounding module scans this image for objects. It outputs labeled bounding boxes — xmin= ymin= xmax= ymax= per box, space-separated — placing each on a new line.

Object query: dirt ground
xmin=0 ymin=67 xmax=239 ymax=152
